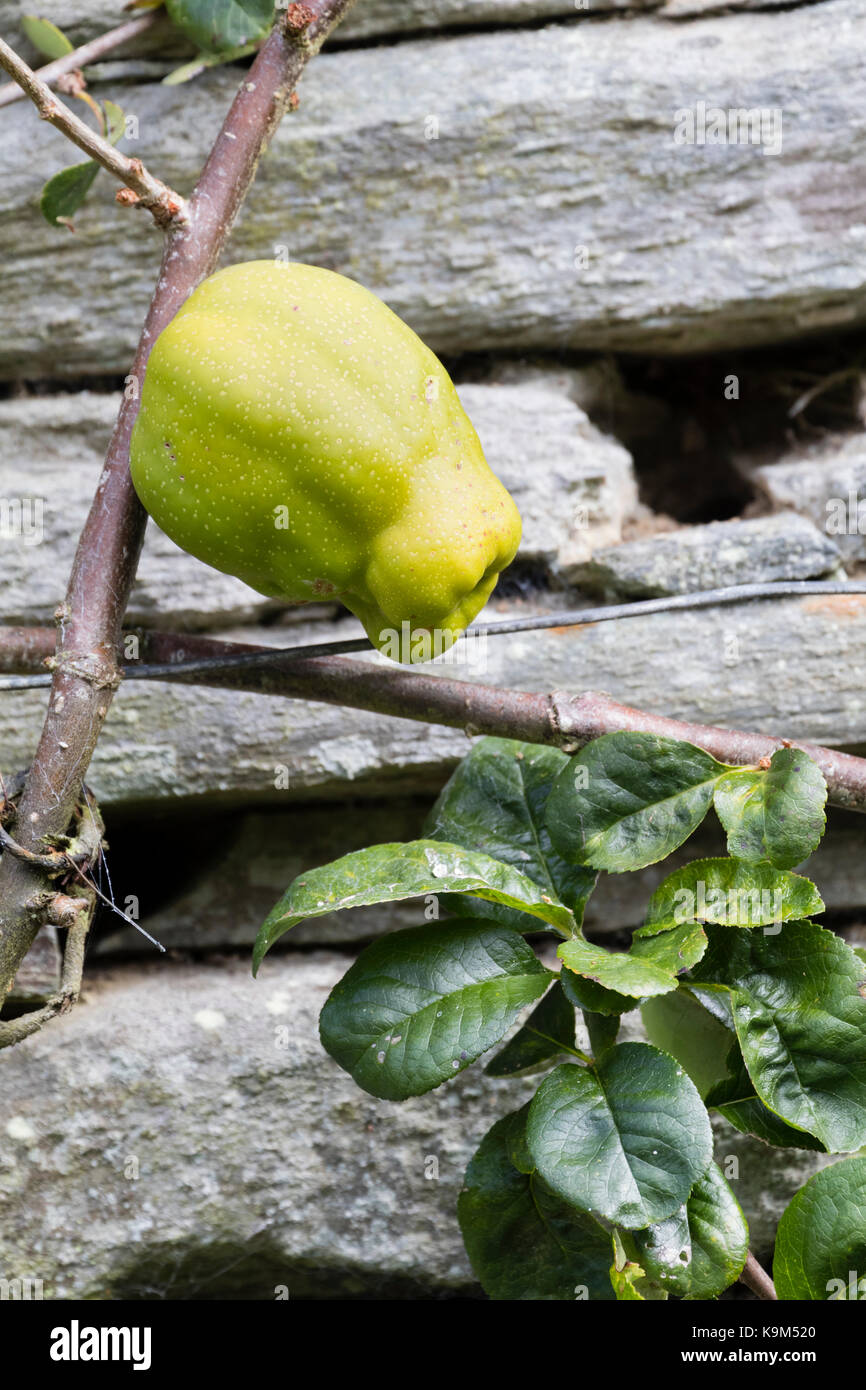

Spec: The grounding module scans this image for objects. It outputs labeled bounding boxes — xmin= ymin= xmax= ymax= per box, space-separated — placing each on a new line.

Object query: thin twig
xmin=0 ymin=34 xmax=187 ymax=226
xmin=0 ymin=901 xmax=92 ymax=1050
xmin=0 ymin=12 xmax=161 ymax=110
xmin=739 ymin=1252 xmax=778 ymax=1301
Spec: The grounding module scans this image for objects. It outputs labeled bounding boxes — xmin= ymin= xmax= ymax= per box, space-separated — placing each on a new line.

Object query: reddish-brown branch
xmin=4 ymin=623 xmax=866 ymax=813
xmin=0 ymin=0 xmax=358 ymax=1011
xmin=739 ymin=1252 xmax=778 ymax=1301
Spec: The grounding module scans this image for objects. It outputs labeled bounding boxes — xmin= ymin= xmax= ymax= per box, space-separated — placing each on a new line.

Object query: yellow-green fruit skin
xmin=129 ymin=261 xmax=521 ymax=662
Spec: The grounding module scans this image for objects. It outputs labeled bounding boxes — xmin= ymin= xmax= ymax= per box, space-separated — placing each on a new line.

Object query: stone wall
xmin=1 ymin=0 xmax=865 ymax=1299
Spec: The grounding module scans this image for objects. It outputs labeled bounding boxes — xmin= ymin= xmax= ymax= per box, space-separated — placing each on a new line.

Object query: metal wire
xmin=2 ymin=579 xmax=865 ymax=691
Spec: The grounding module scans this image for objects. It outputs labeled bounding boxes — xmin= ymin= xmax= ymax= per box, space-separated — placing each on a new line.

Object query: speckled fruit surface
xmin=130 ymin=261 xmax=521 ymax=662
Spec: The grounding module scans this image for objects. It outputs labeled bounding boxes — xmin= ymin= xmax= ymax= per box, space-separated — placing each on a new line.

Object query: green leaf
xmin=485 ymin=981 xmax=577 ymax=1075
xmin=583 ymin=1009 xmax=619 ymax=1059
xmin=714 ymin=748 xmax=827 ymax=870
xmin=545 ymin=732 xmax=726 ymax=871
xmin=706 ymin=1046 xmax=826 ymax=1151
xmin=630 ymin=1161 xmax=748 ymax=1299
xmin=253 ymin=839 xmax=576 ymax=971
xmin=641 ymin=987 xmax=734 ymax=1099
xmin=690 ymin=920 xmax=866 ymax=1152
xmin=103 ymin=100 xmax=126 ymax=146
xmin=560 ymin=967 xmax=635 ymax=1017
xmin=22 ymin=15 xmax=74 ymax=58
xmin=629 ymin=1207 xmax=691 ymax=1297
xmin=40 ymin=161 xmax=100 ymax=227
xmin=426 ymin=737 xmax=597 ymax=932
xmin=526 ymin=1044 xmax=713 ymax=1228
xmin=162 ymin=41 xmax=261 ymax=84
xmin=164 ymin=0 xmax=274 ymax=53
xmin=318 ymin=920 xmax=551 ymax=1100
xmin=631 ymin=922 xmax=708 ymax=974
xmin=638 ymin=858 xmax=824 ymax=935
xmin=458 ymin=1107 xmax=615 ymax=1300
xmin=556 ymin=928 xmax=697 ymax=1006
xmin=558 ymin=933 xmax=680 ymax=1001
xmin=684 ymin=1161 xmax=750 ymax=1298
xmin=610 ymin=1230 xmax=666 ymax=1300
xmin=774 ymin=1158 xmax=866 ymax=1300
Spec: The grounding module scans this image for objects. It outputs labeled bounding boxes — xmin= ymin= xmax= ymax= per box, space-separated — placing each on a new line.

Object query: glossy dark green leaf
xmin=630 ymin=1205 xmax=692 ymax=1297
xmin=631 ymin=1161 xmax=748 ymax=1299
xmin=774 ymin=1158 xmax=866 ymax=1300
xmin=526 ymin=1044 xmax=713 ymax=1228
xmin=319 ymin=920 xmax=551 ymax=1100
xmin=485 ymin=981 xmax=577 ymax=1075
xmin=714 ymin=748 xmax=827 ymax=870
xmin=40 ymin=161 xmax=100 ymax=227
xmin=426 ymin=737 xmax=597 ymax=932
xmin=640 ymin=987 xmax=734 ymax=1098
xmin=639 ymin=858 xmax=823 ymax=935
xmin=706 ymin=1047 xmax=826 ymax=1151
xmin=545 ymin=732 xmax=725 ymax=871
xmin=684 ymin=1161 xmax=750 ymax=1298
xmin=583 ymin=1009 xmax=619 ymax=1059
xmin=458 ymin=1107 xmax=615 ymax=1300
xmin=253 ymin=839 xmax=576 ymax=970
xmin=690 ymin=921 xmax=866 ymax=1152
xmin=165 ymin=0 xmax=274 ymax=52
xmin=560 ymin=966 xmax=635 ymax=1017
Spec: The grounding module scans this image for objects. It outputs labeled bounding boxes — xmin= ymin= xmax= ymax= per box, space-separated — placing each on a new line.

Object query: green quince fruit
xmin=130 ymin=260 xmax=521 ymax=662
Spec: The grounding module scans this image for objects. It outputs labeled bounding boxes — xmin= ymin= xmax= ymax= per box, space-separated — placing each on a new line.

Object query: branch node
xmin=44 ymin=650 xmax=122 ymax=690
xmin=285 ymin=4 xmax=316 ymax=33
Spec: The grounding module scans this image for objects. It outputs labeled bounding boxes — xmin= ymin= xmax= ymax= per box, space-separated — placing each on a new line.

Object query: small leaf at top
xmin=545 ymin=732 xmax=726 ymax=872
xmin=164 ymin=0 xmax=275 ymax=53
xmin=318 ymin=920 xmax=552 ymax=1100
xmin=22 ymin=15 xmax=74 ymax=58
xmin=714 ymin=747 xmax=827 ymax=869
